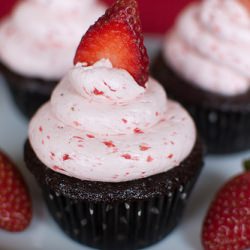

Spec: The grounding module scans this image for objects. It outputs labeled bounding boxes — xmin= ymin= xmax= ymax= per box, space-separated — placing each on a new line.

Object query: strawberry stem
xmin=244 ymin=160 xmax=250 ymax=171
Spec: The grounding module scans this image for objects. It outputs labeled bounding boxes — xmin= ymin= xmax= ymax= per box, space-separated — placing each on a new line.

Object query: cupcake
xmin=152 ymin=0 xmax=250 ymax=154
xmin=24 ymin=0 xmax=203 ymax=249
xmin=0 ymin=0 xmax=106 ymax=118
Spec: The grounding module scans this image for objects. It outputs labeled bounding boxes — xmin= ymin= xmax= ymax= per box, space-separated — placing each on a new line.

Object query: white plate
xmin=0 ymin=41 xmax=249 ymax=249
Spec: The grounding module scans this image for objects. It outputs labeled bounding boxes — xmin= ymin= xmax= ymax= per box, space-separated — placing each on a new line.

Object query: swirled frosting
xmin=164 ymin=0 xmax=250 ymax=96
xmin=0 ymin=0 xmax=106 ymax=79
xmin=29 ymin=59 xmax=196 ymax=182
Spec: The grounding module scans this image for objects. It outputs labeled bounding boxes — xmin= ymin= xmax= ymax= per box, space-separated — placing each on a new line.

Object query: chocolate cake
xmin=24 ymin=138 xmax=203 ymax=250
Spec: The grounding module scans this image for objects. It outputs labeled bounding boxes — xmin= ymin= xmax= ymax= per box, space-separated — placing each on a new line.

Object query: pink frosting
xmin=29 ymin=59 xmax=196 ymax=183
xmin=164 ymin=0 xmax=250 ymax=96
xmin=0 ymin=0 xmax=106 ymax=79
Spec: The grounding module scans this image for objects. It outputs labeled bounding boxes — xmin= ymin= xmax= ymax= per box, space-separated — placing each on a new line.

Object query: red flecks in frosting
xmin=155 ymin=112 xmax=159 ymax=116
xmin=121 ymin=154 xmax=138 ymax=161
xmin=134 ymin=128 xmax=144 ymax=134
xmin=39 ymin=126 xmax=43 ymax=132
xmin=147 ymin=156 xmax=154 ymax=162
xmin=93 ymin=88 xmax=104 ymax=95
xmin=53 ymin=166 xmax=65 ymax=172
xmin=73 ymin=121 xmax=81 ymax=127
xmin=73 ymin=136 xmax=84 ymax=140
xmin=47 ymin=136 xmax=50 ymax=140
xmin=72 ymin=136 xmax=84 ymax=143
xmin=78 ymin=145 xmax=84 ymax=148
xmin=103 ymin=141 xmax=116 ymax=148
xmin=140 ymin=144 xmax=151 ymax=151
xmin=50 ymin=152 xmax=55 ymax=160
xmin=87 ymin=134 xmax=95 ymax=138
xmin=168 ymin=154 xmax=173 ymax=159
xmin=63 ymin=154 xmax=72 ymax=161
xmin=122 ymin=119 xmax=128 ymax=124
xmin=42 ymin=140 xmax=44 ymax=145
xmin=104 ymin=82 xmax=116 ymax=92
xmin=121 ymin=154 xmax=132 ymax=160
xmin=170 ymin=141 xmax=175 ymax=145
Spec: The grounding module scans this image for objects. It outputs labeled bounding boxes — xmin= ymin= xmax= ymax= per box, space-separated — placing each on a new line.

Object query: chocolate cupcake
xmin=0 ymin=0 xmax=106 ymax=118
xmin=152 ymin=0 xmax=250 ymax=154
xmin=25 ymin=0 xmax=204 ymax=249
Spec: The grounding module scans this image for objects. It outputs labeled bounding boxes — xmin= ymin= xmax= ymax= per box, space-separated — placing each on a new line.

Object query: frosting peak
xmin=29 ymin=62 xmax=196 ymax=182
xmin=164 ymin=0 xmax=250 ymax=96
xmin=51 ymin=59 xmax=167 ymax=135
xmin=71 ymin=59 xmax=145 ymax=103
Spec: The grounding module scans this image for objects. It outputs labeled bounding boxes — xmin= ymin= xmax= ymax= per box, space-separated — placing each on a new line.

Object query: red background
xmin=0 ymin=0 xmax=195 ymax=33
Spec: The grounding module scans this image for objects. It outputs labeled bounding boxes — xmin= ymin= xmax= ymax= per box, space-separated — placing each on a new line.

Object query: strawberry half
xmin=202 ymin=162 xmax=250 ymax=250
xmin=74 ymin=0 xmax=149 ymax=87
xmin=0 ymin=151 xmax=32 ymax=232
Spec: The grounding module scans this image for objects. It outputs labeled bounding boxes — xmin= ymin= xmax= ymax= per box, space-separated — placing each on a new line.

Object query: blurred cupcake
xmin=24 ymin=0 xmax=203 ymax=249
xmin=0 ymin=0 xmax=106 ymax=118
xmin=152 ymin=0 xmax=250 ymax=154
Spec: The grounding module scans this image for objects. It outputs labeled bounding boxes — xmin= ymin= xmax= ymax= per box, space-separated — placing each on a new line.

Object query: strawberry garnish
xmin=202 ymin=161 xmax=250 ymax=250
xmin=74 ymin=0 xmax=149 ymax=87
xmin=0 ymin=151 xmax=32 ymax=232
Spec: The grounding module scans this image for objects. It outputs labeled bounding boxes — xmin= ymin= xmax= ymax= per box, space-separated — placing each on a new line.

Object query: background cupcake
xmin=25 ymin=0 xmax=203 ymax=249
xmin=152 ymin=0 xmax=250 ymax=154
xmin=0 ymin=0 xmax=106 ymax=118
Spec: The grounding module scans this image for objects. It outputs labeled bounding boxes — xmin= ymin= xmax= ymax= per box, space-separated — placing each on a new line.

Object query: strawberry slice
xmin=0 ymin=151 xmax=32 ymax=232
xmin=74 ymin=0 xmax=149 ymax=87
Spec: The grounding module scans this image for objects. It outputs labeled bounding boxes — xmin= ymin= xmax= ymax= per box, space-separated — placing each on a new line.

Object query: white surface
xmin=0 ymin=58 xmax=250 ymax=250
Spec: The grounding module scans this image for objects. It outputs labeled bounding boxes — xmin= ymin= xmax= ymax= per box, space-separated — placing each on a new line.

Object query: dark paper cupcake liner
xmin=0 ymin=62 xmax=57 ymax=119
xmin=43 ymin=173 xmax=198 ymax=250
xmin=186 ymin=105 xmax=250 ymax=154
xmin=24 ymin=137 xmax=203 ymax=249
xmin=152 ymin=53 xmax=250 ymax=154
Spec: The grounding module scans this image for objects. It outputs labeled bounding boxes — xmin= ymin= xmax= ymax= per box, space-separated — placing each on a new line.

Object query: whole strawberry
xmin=202 ymin=161 xmax=250 ymax=250
xmin=74 ymin=0 xmax=149 ymax=87
xmin=0 ymin=151 xmax=32 ymax=232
